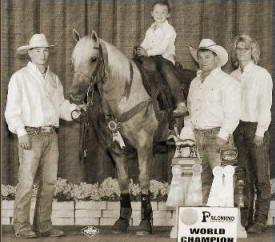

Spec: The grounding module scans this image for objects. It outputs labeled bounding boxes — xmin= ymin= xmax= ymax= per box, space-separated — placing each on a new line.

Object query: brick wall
xmin=2 ymin=200 xmax=274 ymax=226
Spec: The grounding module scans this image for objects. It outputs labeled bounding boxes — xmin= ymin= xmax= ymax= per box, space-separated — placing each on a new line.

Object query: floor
xmin=2 ymin=226 xmax=274 ymax=242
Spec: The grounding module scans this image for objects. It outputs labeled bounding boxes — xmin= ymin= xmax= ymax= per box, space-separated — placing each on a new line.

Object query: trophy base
xmin=170 ymin=207 xmax=179 ymax=239
xmin=170 ymin=225 xmax=177 ymax=239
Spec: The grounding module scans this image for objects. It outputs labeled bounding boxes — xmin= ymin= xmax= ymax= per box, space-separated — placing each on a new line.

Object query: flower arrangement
xmin=1 ymin=177 xmax=169 ymax=202
xmin=1 ymin=184 xmax=16 ymax=200
xmin=149 ymin=180 xmax=169 ymax=201
xmin=71 ymin=182 xmax=101 ymax=201
xmin=3 ymin=177 xmax=273 ymax=202
xmin=98 ymin=177 xmax=121 ymax=201
xmin=54 ymin=177 xmax=74 ymax=201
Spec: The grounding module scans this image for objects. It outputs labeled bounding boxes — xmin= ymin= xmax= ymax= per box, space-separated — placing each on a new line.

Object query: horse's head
xmin=69 ymin=29 xmax=104 ymax=104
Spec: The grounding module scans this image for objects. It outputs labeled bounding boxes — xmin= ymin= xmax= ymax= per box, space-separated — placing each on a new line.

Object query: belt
xmin=25 ymin=126 xmax=57 ymax=135
xmin=239 ymin=120 xmax=257 ymax=125
xmin=194 ymin=127 xmax=220 ymax=134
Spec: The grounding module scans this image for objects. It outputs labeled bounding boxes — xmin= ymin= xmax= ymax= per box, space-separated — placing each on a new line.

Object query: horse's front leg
xmin=109 ymin=149 xmax=132 ymax=234
xmin=136 ymin=131 xmax=154 ymax=235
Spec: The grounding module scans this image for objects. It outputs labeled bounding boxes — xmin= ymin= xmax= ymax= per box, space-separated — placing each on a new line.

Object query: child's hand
xmin=136 ymin=47 xmax=148 ymax=56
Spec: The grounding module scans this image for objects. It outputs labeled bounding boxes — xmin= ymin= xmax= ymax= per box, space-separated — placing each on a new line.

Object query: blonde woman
xmin=231 ymin=34 xmax=272 ymax=234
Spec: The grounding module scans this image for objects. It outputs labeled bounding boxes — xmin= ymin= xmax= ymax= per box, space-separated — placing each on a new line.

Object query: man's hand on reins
xmin=71 ymin=104 xmax=88 ymax=120
xmin=19 ymin=134 xmax=31 ymax=150
xmin=78 ymin=104 xmax=88 ymax=112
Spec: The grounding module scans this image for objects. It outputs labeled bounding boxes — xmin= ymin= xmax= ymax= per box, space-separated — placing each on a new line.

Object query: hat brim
xmin=16 ymin=44 xmax=55 ymax=55
xmin=189 ymin=45 xmax=228 ymax=67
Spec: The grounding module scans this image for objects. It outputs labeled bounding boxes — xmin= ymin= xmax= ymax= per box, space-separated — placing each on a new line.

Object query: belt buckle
xmin=35 ymin=128 xmax=40 ymax=135
xmin=25 ymin=127 xmax=41 ymax=135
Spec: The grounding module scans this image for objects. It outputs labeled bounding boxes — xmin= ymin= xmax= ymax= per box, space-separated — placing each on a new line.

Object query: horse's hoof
xmin=135 ymin=219 xmax=152 ymax=236
xmin=136 ymin=230 xmax=151 ymax=236
xmin=112 ymin=218 xmax=129 ymax=234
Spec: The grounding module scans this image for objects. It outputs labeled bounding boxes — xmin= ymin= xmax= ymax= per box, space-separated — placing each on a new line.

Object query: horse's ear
xmin=73 ymin=29 xmax=80 ymax=42
xmin=91 ymin=31 xmax=99 ymax=43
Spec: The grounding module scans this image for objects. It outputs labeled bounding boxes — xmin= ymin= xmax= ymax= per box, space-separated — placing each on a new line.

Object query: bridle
xmin=71 ymin=43 xmax=106 ymax=120
xmin=72 ymin=40 xmax=150 ymax=125
xmin=85 ymin=44 xmax=106 ymax=105
xmin=71 ymin=38 xmax=152 ymax=158
xmin=71 ymin=42 xmax=107 ymax=160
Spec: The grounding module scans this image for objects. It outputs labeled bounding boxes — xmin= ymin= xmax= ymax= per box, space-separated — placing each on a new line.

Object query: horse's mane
xmin=100 ymin=40 xmax=131 ymax=84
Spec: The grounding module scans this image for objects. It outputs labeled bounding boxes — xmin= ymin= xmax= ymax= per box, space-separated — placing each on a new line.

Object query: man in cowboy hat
xmin=5 ymin=33 xmax=83 ymax=238
xmin=186 ymin=39 xmax=241 ymax=205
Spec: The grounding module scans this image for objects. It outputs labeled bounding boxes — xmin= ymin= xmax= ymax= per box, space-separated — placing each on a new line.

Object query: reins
xmin=77 ymin=39 xmax=150 ymax=123
xmin=84 ymin=43 xmax=106 ymax=108
xmin=72 ymin=39 xmax=152 ymax=157
xmin=71 ymin=43 xmax=105 ymax=122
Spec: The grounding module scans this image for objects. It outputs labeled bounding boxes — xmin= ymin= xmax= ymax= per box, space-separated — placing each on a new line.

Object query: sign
xmin=178 ymin=207 xmax=237 ymax=242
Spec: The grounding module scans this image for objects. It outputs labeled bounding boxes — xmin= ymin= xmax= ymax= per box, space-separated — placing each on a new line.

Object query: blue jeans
xmin=13 ymin=131 xmax=58 ymax=234
xmin=135 ymin=55 xmax=186 ymax=104
xmin=194 ymin=127 xmax=235 ymax=205
xmin=234 ymin=121 xmax=271 ymax=226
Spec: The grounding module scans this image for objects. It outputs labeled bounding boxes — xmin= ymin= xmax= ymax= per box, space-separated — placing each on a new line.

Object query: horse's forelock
xmin=72 ymin=37 xmax=131 ymax=85
xmin=72 ymin=36 xmax=99 ymax=65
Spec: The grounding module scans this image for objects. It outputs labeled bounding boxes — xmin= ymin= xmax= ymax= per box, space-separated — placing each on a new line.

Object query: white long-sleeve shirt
xmin=231 ymin=61 xmax=273 ymax=137
xmin=140 ymin=20 xmax=176 ymax=64
xmin=187 ymin=67 xmax=241 ymax=140
xmin=5 ymin=61 xmax=77 ymax=137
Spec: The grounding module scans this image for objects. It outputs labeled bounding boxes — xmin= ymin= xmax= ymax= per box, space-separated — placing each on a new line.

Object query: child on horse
xmin=135 ymin=0 xmax=187 ymax=117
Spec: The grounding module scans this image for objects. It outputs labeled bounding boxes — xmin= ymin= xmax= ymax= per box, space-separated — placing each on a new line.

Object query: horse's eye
xmin=91 ymin=57 xmax=97 ymax=63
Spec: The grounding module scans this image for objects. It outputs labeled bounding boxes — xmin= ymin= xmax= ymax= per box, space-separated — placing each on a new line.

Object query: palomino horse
xmin=69 ymin=30 xmax=194 ymax=235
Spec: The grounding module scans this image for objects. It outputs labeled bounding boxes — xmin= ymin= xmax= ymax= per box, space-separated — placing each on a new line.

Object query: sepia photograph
xmin=1 ymin=0 xmax=274 ymax=241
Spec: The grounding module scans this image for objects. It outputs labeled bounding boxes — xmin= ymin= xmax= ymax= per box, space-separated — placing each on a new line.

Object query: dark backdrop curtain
xmin=2 ymin=0 xmax=273 ymax=185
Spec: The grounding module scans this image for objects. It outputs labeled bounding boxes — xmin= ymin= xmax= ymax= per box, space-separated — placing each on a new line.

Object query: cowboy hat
xmin=189 ymin=39 xmax=228 ymax=67
xmin=17 ymin=33 xmax=54 ymax=55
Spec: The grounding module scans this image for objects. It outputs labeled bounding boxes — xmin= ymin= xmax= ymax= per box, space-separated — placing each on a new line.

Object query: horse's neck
xmin=100 ymin=40 xmax=150 ymax=116
xmin=99 ymin=41 xmax=129 ymax=106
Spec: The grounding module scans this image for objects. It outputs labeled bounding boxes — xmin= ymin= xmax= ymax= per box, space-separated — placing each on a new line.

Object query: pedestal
xmin=237 ymin=207 xmax=247 ymax=238
xmin=168 ymin=157 xmax=201 ymax=239
xmin=170 ymin=207 xmax=178 ymax=238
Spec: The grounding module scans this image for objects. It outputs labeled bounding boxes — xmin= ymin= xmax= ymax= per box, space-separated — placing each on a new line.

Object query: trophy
xmin=220 ymin=146 xmax=238 ymax=207
xmin=220 ymin=146 xmax=247 ymax=238
xmin=185 ymin=163 xmax=202 ymax=206
xmin=167 ymin=125 xmax=202 ymax=238
xmin=223 ymin=165 xmax=235 ymax=207
xmin=207 ymin=166 xmax=224 ymax=207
